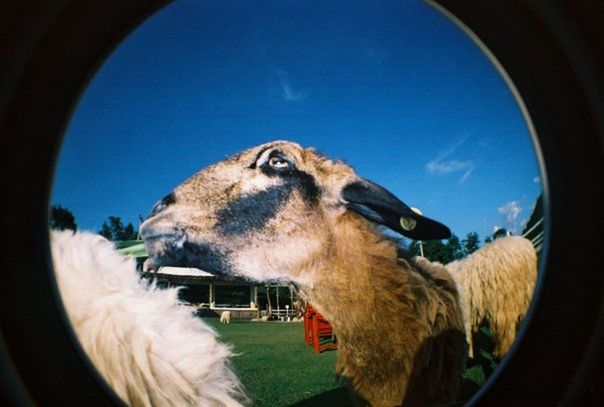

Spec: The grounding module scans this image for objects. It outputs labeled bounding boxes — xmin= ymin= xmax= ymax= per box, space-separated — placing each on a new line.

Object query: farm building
xmin=148 ymin=265 xmax=260 ymax=320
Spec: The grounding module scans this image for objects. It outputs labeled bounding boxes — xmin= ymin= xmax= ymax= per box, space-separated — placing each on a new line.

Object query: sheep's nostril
xmin=160 ymin=192 xmax=176 ymax=207
xmin=147 ymin=192 xmax=176 ymax=219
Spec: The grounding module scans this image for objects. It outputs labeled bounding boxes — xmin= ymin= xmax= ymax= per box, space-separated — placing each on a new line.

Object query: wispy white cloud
xmin=425 ymin=137 xmax=476 ymax=183
xmin=281 ymin=83 xmax=306 ymax=101
xmin=533 ymin=176 xmax=540 ymax=184
xmin=276 ymin=70 xmax=306 ymax=102
xmin=459 ymin=167 xmax=475 ymax=183
xmin=497 ymin=200 xmax=522 ymax=233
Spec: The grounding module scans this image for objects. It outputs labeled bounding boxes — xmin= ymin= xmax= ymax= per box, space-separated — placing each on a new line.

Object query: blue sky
xmin=52 ymin=0 xmax=542 ymax=241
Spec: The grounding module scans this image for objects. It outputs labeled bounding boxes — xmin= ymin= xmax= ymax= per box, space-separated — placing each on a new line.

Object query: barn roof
xmin=156 ymin=266 xmax=216 ymax=278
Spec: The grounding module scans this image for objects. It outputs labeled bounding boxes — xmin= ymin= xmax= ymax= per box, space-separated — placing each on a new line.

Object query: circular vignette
xmin=0 ymin=0 xmax=602 ymax=405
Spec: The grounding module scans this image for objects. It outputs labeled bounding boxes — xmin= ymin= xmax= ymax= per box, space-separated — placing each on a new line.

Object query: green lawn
xmin=205 ymin=319 xmax=349 ymax=406
xmin=206 ymin=319 xmax=496 ymax=406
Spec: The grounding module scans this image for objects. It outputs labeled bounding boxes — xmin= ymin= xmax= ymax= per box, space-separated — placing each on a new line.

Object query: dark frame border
xmin=431 ymin=1 xmax=603 ymax=405
xmin=0 ymin=1 xmax=170 ymax=405
xmin=0 ymin=0 xmax=602 ymax=405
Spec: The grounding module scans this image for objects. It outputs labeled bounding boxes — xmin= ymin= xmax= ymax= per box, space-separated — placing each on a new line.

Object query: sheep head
xmin=141 ymin=140 xmax=450 ymax=284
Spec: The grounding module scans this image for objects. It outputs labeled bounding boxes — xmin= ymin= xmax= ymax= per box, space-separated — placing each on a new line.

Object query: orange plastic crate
xmin=304 ymin=304 xmax=338 ymax=353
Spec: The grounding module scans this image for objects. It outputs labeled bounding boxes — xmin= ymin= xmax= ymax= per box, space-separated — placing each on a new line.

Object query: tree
xmin=492 ymin=227 xmax=508 ymax=240
xmin=422 ymin=240 xmax=447 ymax=263
xmin=50 ymin=205 xmax=77 ymax=231
xmin=406 ymin=234 xmax=461 ymax=264
xmin=407 ymin=240 xmax=422 ymax=257
xmin=108 ymin=216 xmax=125 ymax=240
xmin=99 ymin=216 xmax=138 ymax=241
xmin=484 ymin=227 xmax=508 ymax=245
xmin=444 ymin=234 xmax=463 ymax=263
xmin=99 ymin=222 xmax=113 ymax=239
xmin=123 ymin=223 xmax=137 ymax=240
xmin=462 ymin=232 xmax=481 ymax=256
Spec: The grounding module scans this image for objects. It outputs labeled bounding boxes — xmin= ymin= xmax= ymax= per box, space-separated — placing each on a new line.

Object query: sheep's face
xmin=141 ymin=140 xmax=450 ymax=284
xmin=141 ymin=141 xmax=355 ymax=284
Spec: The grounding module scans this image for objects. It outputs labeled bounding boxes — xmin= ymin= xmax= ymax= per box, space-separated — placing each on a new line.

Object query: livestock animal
xmin=446 ymin=235 xmax=538 ymax=358
xmin=220 ymin=311 xmax=232 ymax=324
xmin=51 ymin=230 xmax=247 ymax=407
xmin=141 ymin=140 xmax=467 ymax=406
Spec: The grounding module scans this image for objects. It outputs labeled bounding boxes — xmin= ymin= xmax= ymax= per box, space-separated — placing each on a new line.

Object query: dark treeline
xmin=49 ymin=205 xmax=140 ymax=241
xmin=99 ymin=216 xmax=139 ymax=241
xmin=49 ymin=205 xmax=77 ymax=231
xmin=407 ymin=229 xmax=509 ymax=264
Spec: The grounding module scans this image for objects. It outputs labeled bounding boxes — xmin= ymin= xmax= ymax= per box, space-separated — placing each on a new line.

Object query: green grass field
xmin=206 ymin=319 xmax=496 ymax=406
xmin=205 ymin=319 xmax=350 ymax=406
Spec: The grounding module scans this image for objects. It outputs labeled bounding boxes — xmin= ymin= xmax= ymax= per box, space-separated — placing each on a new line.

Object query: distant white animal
xmin=51 ymin=230 xmax=247 ymax=406
xmin=220 ymin=311 xmax=232 ymax=324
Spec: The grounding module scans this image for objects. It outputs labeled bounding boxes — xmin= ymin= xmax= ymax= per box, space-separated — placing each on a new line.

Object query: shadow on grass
xmin=290 ymin=387 xmax=352 ymax=407
xmin=455 ymin=324 xmax=499 ymax=405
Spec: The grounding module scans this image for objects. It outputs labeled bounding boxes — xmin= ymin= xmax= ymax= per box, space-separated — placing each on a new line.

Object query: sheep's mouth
xmin=143 ymin=234 xmax=235 ymax=279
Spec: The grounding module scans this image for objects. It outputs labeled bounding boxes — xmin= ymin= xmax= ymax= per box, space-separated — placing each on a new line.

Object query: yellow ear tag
xmin=400 ymin=216 xmax=417 ymax=231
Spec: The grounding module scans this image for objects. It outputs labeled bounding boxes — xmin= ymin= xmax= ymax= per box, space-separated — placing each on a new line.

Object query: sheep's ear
xmin=342 ymin=179 xmax=451 ymax=240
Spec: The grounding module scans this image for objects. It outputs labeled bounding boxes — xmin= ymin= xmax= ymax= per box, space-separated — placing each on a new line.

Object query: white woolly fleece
xmin=447 ymin=235 xmax=537 ymax=358
xmin=51 ymin=230 xmax=247 ymax=407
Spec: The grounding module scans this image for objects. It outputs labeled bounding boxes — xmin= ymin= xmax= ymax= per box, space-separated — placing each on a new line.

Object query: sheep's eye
xmin=268 ymin=156 xmax=290 ymax=169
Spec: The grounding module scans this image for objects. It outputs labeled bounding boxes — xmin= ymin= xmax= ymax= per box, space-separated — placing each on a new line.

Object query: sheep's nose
xmin=146 ymin=192 xmax=176 ymax=219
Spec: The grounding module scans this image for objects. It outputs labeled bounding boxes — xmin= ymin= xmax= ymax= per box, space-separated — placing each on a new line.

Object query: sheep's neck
xmin=305 ymin=215 xmax=405 ymax=323
xmin=301 ymin=213 xmax=465 ymax=406
xmin=303 ymin=215 xmax=415 ymax=385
